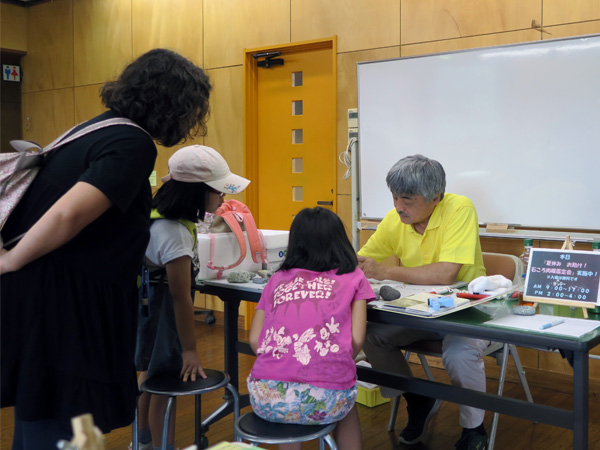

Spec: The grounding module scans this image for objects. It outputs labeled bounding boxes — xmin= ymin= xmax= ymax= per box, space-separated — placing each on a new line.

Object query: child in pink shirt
xmin=248 ymin=207 xmax=375 ymax=450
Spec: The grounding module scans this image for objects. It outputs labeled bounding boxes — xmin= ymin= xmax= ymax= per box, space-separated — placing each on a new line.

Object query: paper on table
xmin=485 ymin=314 xmax=600 ymax=338
xmin=375 ymin=292 xmax=470 ymax=316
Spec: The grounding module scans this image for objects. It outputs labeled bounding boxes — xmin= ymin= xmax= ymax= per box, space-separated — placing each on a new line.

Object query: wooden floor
xmin=2 ymin=312 xmax=600 ymax=450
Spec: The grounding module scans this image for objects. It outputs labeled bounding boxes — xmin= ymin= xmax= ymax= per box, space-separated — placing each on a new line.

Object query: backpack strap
xmin=9 ymin=117 xmax=147 ymax=156
xmin=206 ymin=200 xmax=267 ymax=278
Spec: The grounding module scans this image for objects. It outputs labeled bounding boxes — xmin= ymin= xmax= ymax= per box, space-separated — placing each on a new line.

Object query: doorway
xmin=244 ymin=37 xmax=337 ymax=231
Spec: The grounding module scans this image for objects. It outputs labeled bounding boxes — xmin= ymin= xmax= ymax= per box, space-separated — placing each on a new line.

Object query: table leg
xmin=223 ymin=297 xmax=242 ymax=390
xmin=572 ymin=350 xmax=589 ymax=450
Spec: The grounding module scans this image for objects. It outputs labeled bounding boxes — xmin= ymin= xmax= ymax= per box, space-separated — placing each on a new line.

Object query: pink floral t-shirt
xmin=250 ymin=267 xmax=376 ymax=390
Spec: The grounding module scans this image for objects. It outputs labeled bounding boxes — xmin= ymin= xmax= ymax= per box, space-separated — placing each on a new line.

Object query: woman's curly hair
xmin=100 ymin=49 xmax=212 ymax=147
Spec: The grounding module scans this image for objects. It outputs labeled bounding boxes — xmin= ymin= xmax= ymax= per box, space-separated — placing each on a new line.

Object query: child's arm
xmin=350 ymin=299 xmax=367 ymax=359
xmin=248 ymin=308 xmax=265 ymax=354
xmin=165 ymin=256 xmax=206 ymax=381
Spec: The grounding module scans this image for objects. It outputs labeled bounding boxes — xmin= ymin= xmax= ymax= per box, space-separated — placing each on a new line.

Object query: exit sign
xmin=3 ymin=65 xmax=21 ymax=82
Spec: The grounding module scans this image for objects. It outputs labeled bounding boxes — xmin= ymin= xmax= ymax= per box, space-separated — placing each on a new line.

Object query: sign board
xmin=2 ymin=64 xmax=21 ymax=82
xmin=523 ymin=248 xmax=600 ymax=309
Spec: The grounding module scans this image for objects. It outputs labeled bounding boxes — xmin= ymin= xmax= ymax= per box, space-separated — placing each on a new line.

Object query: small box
xmin=356 ymin=384 xmax=390 ymax=408
xmin=261 ymin=229 xmax=289 ymax=270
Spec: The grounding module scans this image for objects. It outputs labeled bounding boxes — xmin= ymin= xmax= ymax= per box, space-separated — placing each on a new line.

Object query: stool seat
xmin=235 ymin=412 xmax=338 ymax=449
xmin=141 ymin=369 xmax=229 ymax=396
xmin=133 ymin=369 xmax=239 ymax=450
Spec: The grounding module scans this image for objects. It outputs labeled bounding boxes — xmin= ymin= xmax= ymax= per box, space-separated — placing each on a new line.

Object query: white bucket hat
xmin=161 ymin=145 xmax=250 ymax=195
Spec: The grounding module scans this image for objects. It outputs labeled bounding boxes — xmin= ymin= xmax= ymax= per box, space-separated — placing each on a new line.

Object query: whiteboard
xmin=357 ymin=35 xmax=600 ymax=230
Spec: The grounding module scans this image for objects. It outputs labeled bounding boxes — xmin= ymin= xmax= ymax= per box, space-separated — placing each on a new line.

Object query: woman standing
xmin=0 ymin=49 xmax=211 ymax=450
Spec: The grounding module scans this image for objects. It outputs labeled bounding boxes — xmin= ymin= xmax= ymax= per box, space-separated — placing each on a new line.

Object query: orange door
xmin=251 ymin=40 xmax=337 ymax=230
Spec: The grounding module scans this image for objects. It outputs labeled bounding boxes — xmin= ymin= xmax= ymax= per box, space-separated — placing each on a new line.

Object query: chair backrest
xmin=482 ymin=252 xmax=523 ymax=286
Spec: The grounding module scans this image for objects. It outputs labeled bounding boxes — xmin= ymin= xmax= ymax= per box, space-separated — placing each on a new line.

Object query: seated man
xmin=358 ymin=154 xmax=488 ymax=449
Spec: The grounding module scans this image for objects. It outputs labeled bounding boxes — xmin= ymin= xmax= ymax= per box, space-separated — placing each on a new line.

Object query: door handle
xmin=317 ymin=201 xmax=333 ymax=206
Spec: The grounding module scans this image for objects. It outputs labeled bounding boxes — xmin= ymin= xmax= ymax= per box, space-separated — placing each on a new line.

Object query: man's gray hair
xmin=386 ymin=154 xmax=446 ymax=202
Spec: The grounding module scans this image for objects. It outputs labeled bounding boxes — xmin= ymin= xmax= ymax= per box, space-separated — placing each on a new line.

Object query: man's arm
xmin=358 ymin=255 xmax=461 ymax=284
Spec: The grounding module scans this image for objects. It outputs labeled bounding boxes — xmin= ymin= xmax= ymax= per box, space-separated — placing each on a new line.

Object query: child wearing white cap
xmin=134 ymin=145 xmax=249 ymax=450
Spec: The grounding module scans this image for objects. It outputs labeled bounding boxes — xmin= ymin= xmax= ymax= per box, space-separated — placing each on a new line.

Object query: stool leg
xmin=161 ymin=396 xmax=175 ymax=450
xmin=323 ymin=434 xmax=339 ymax=450
xmin=195 ymin=394 xmax=203 ymax=447
xmin=226 ymin=384 xmax=240 ymax=423
xmin=132 ymin=395 xmax=139 ymax=450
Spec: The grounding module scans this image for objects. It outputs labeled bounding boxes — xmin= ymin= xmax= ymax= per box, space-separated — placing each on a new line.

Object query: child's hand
xmin=181 ymin=350 xmax=207 ymax=381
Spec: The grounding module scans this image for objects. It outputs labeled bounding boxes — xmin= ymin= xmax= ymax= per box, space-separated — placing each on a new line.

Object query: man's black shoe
xmin=398 ymin=395 xmax=441 ymax=445
xmin=455 ymin=427 xmax=488 ymax=450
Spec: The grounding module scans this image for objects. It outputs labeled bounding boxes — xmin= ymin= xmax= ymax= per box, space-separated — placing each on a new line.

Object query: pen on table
xmin=540 ymin=319 xmax=565 ymax=330
xmin=430 ymin=286 xmax=452 ymax=295
xmin=456 ymin=292 xmax=489 ymax=300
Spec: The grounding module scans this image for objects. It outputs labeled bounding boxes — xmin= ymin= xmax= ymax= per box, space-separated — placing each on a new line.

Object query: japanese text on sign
xmin=524 ymin=248 xmax=600 ymax=306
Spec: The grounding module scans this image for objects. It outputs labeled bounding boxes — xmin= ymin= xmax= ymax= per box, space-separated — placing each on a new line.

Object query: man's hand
xmin=358 ymin=255 xmax=388 ymax=280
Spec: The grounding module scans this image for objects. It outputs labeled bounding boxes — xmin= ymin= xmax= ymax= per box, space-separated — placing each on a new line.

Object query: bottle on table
xmin=518 ymin=238 xmax=534 ymax=306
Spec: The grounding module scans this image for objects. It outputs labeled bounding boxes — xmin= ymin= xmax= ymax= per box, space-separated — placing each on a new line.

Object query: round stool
xmin=132 ymin=369 xmax=239 ymax=450
xmin=234 ymin=412 xmax=338 ymax=450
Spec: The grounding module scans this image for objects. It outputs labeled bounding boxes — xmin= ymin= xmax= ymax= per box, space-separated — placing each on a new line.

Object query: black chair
xmin=132 ymin=369 xmax=239 ymax=450
xmin=234 ymin=412 xmax=338 ymax=450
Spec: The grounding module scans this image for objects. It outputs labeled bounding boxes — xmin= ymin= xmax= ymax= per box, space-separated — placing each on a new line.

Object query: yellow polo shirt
xmin=358 ymin=193 xmax=486 ymax=282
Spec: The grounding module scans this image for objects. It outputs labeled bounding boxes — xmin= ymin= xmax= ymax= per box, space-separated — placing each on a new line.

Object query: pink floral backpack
xmin=0 ymin=118 xmax=144 ymax=248
xmin=206 ymin=199 xmax=268 ymax=278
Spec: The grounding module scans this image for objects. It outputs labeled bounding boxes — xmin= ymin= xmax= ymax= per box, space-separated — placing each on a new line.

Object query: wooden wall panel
xmin=1 ymin=3 xmax=27 ymax=52
xmin=204 ymin=66 xmax=247 ymax=204
xmin=402 ymin=29 xmax=541 ymax=57
xmin=131 ymin=0 xmax=203 ymax=64
xmin=292 ymin=0 xmax=400 ymax=53
xmin=73 ymin=0 xmax=132 ymax=86
xmin=514 ymin=347 xmax=538 ymax=369
xmin=336 ymin=47 xmax=400 ymax=196
xmin=22 ymin=88 xmax=74 ymax=145
xmin=203 ymin=0 xmax=290 ymax=69
xmin=336 ymin=192 xmax=353 ymax=242
xmin=480 ymin=237 xmax=525 ymax=258
xmin=22 ymin=0 xmax=73 ymax=94
xmin=153 ymin=145 xmax=178 ymax=189
xmin=401 ymin=0 xmax=540 ymax=44
xmin=538 ymin=349 xmax=575 ymax=375
xmin=73 ymin=84 xmax=106 ymax=124
xmin=543 ymin=0 xmax=600 ymax=26
xmin=542 ymin=21 xmax=600 ymax=40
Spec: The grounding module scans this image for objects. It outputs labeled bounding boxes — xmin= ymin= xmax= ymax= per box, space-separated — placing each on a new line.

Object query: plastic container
xmin=356 ymin=385 xmax=390 ymax=407
xmin=518 ymin=239 xmax=534 ymax=306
